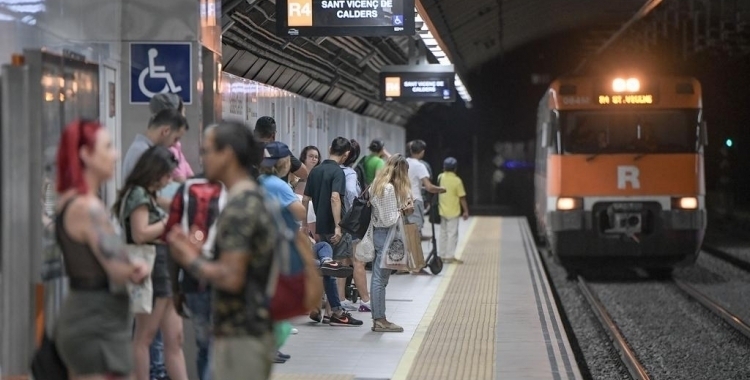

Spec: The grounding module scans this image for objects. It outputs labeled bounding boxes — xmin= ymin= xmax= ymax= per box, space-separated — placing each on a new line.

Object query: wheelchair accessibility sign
xmin=130 ymin=43 xmax=192 ymax=104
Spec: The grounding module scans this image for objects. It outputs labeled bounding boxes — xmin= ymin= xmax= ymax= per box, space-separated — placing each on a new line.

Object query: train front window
xmin=561 ymin=110 xmax=700 ymax=154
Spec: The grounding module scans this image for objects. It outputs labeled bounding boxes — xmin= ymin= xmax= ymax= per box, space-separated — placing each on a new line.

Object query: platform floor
xmin=269 ymin=217 xmax=583 ymax=380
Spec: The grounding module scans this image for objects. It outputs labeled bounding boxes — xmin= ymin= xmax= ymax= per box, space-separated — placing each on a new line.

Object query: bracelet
xmin=188 ymin=257 xmax=206 ymax=278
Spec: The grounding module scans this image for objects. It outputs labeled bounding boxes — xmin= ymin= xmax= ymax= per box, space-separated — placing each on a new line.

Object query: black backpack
xmin=354 ymin=155 xmax=369 ymax=191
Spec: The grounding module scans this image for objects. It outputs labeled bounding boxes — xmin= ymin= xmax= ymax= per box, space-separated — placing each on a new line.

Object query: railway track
xmin=578 ymin=274 xmax=750 ymax=380
xmin=702 ymin=244 xmax=750 ymax=273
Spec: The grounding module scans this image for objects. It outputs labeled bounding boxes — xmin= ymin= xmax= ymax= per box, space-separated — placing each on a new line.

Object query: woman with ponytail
xmin=53 ymin=120 xmax=151 ymax=379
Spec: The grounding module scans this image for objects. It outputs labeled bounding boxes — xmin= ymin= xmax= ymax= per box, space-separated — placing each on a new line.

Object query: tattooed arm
xmin=73 ymin=198 xmax=149 ymax=285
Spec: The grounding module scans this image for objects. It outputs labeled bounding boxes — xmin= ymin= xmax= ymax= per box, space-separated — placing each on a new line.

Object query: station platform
xmin=269 ymin=217 xmax=583 ymax=380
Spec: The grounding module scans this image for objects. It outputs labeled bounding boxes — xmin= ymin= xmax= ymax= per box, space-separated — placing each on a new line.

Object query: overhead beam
xmin=574 ymin=0 xmax=664 ymax=74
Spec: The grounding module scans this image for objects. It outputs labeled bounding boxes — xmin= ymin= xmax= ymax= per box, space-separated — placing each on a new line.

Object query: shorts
xmin=406 ymin=199 xmax=425 ymax=231
xmin=152 ymin=244 xmax=172 ymax=298
xmin=322 ymin=233 xmax=352 ymax=260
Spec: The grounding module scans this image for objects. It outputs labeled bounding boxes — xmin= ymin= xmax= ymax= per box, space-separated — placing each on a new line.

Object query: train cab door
xmin=0 ymin=50 xmax=101 ymax=375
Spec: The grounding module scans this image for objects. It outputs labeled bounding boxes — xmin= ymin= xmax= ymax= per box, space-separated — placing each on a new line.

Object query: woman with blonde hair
xmin=365 ymin=154 xmax=413 ymax=332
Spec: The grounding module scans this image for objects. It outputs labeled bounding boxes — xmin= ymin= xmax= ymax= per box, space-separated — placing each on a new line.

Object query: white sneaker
xmin=291 ymin=328 xmax=299 ymax=335
xmin=340 ymin=300 xmax=358 ymax=311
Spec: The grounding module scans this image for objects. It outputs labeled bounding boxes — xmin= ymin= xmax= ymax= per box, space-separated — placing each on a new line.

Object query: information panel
xmin=380 ymin=65 xmax=455 ymax=102
xmin=276 ymin=0 xmax=415 ymax=37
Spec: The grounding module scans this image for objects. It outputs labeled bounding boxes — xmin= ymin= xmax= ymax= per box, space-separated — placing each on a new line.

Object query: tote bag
xmin=119 ymin=188 xmax=157 ymax=314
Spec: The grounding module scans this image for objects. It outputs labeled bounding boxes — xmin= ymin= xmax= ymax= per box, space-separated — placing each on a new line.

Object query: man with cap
xmin=437 ymin=157 xmax=469 ymax=264
xmin=260 ymin=141 xmax=362 ymax=329
xmin=253 ymin=116 xmax=309 ymax=180
xmin=362 ymin=139 xmax=391 ymax=186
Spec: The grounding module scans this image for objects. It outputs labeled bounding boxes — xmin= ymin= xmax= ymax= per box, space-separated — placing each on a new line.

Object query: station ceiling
xmin=221 ymin=0 xmax=658 ymax=125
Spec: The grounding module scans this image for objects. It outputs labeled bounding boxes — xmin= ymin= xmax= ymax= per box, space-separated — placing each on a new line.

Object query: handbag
xmin=119 ymin=188 xmax=157 ymax=314
xmin=380 ymin=216 xmax=410 ymax=271
xmin=354 ymin=225 xmax=375 ymax=262
xmin=403 ymin=222 xmax=425 ymax=270
xmin=30 ymin=334 xmax=68 ymax=380
xmin=339 ymin=186 xmax=372 ymax=239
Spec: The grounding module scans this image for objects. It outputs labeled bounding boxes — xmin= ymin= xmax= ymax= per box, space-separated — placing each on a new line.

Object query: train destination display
xmin=380 ymin=65 xmax=455 ymax=102
xmin=277 ymin=0 xmax=415 ymax=37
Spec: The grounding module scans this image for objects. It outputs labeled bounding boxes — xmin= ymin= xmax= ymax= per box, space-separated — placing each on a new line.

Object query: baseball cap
xmin=261 ymin=141 xmax=292 ymax=167
xmin=443 ymin=157 xmax=458 ymax=169
xmin=369 ymin=139 xmax=385 ymax=152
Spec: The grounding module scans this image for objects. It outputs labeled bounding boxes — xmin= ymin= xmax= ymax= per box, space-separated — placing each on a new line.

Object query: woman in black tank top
xmin=53 ymin=120 xmax=151 ymax=379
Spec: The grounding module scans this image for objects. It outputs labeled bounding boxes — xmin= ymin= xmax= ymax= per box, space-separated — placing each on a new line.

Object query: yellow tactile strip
xmin=270 ymin=374 xmax=355 ymax=380
xmin=405 ymin=217 xmax=502 ymax=380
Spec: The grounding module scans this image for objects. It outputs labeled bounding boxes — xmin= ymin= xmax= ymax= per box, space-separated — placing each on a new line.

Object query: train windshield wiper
xmin=585 ymin=154 xmax=599 ymax=162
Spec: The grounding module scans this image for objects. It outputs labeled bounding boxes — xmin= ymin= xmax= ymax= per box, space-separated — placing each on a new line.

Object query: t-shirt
xmin=407 ymin=157 xmax=430 ymax=202
xmin=259 ymin=175 xmax=300 ymax=230
xmin=363 ymin=154 xmax=385 ymax=185
xmin=296 ymin=194 xmax=316 ymax=224
xmin=212 ymin=189 xmax=277 ymax=338
xmin=438 ymin=172 xmax=466 ymax=218
xmin=304 ymin=159 xmax=345 ymax=235
xmin=120 ymin=185 xmax=165 ymax=244
xmin=122 ymin=134 xmax=154 ymax=180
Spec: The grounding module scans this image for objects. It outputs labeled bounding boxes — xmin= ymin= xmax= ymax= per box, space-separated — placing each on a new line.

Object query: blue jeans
xmin=149 ymin=332 xmax=166 ymax=379
xmin=314 ymin=242 xmax=341 ymax=312
xmin=370 ymin=227 xmax=391 ymax=320
xmin=185 ymin=290 xmax=213 ymax=380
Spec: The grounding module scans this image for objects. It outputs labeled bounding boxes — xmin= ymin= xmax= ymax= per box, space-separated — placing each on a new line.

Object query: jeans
xmin=313 ymin=242 xmax=333 ymax=266
xmin=185 ymin=290 xmax=212 ymax=380
xmin=149 ymin=332 xmax=166 ymax=379
xmin=370 ymin=227 xmax=391 ymax=320
xmin=314 ymin=242 xmax=341 ymax=312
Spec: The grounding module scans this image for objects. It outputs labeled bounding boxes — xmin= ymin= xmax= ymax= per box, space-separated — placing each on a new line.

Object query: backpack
xmin=355 ymin=155 xmax=369 ymax=190
xmin=249 ymin=185 xmax=323 ymax=322
xmin=180 ymin=178 xmax=227 ymax=259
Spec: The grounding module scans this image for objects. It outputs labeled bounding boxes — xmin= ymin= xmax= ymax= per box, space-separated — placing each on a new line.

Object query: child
xmin=437 ymin=157 xmax=469 ymax=264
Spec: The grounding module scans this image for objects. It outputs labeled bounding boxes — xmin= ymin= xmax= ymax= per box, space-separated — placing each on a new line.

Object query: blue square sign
xmin=130 ymin=43 xmax=192 ymax=104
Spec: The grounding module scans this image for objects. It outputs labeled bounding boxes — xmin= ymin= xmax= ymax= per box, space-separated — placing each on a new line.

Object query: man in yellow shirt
xmin=438 ymin=157 xmax=469 ymax=264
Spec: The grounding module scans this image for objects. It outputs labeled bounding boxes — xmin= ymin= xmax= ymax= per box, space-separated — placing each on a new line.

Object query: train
xmin=534 ymin=75 xmax=707 ymax=273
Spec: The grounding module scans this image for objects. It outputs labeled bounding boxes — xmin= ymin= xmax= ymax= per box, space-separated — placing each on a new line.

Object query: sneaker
xmin=291 ymin=328 xmax=299 ymax=335
xmin=340 ymin=300 xmax=358 ymax=311
xmin=329 ymin=311 xmax=363 ymax=327
xmin=358 ymin=300 xmax=372 ymax=312
xmin=372 ymin=319 xmax=404 ymax=332
xmin=322 ymin=315 xmax=331 ymax=324
xmin=320 ymin=261 xmax=353 ymax=278
xmin=309 ymin=310 xmax=322 ymax=323
xmin=277 ymin=351 xmax=291 ymax=360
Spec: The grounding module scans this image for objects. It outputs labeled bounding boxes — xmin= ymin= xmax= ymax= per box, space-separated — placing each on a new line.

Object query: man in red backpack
xmin=165 ymin=173 xmax=225 ymax=380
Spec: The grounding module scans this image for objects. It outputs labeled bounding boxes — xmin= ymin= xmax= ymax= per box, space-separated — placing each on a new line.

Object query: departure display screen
xmin=276 ymin=0 xmax=415 ymax=37
xmin=380 ymin=65 xmax=455 ymax=102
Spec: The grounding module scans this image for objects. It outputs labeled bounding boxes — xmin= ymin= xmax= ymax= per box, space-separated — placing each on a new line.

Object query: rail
xmin=577 ymin=276 xmax=651 ymax=380
xmin=673 ymin=279 xmax=750 ymax=340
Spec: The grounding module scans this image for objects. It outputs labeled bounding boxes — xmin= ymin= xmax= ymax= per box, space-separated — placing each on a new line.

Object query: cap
xmin=443 ymin=157 xmax=458 ymax=169
xmin=369 ymin=139 xmax=384 ymax=152
xmin=261 ymin=141 xmax=292 ymax=167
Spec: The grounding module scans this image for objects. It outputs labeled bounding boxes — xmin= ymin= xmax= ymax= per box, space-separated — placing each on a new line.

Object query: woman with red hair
xmin=53 ymin=119 xmax=150 ymax=379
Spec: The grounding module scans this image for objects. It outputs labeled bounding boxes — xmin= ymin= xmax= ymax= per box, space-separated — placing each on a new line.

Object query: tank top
xmin=56 ymin=199 xmax=109 ymax=290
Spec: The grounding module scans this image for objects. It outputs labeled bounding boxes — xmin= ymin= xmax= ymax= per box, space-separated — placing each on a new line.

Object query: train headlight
xmin=626 ymin=78 xmax=640 ymax=92
xmin=672 ymin=197 xmax=698 ymax=210
xmin=612 ymin=78 xmax=626 ymax=92
xmin=556 ymin=197 xmax=582 ymax=211
xmin=612 ymin=77 xmax=640 ymax=93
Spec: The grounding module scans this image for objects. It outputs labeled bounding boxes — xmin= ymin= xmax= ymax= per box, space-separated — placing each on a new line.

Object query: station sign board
xmin=379 ymin=65 xmax=455 ymax=102
xmin=276 ymin=0 xmax=415 ymax=37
